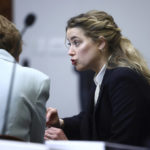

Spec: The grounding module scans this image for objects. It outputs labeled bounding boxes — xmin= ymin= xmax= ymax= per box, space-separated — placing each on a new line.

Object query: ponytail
xmin=108 ymin=36 xmax=150 ymax=84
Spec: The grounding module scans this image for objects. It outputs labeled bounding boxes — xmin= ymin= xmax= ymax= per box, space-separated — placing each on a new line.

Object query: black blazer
xmin=63 ymin=67 xmax=150 ymax=146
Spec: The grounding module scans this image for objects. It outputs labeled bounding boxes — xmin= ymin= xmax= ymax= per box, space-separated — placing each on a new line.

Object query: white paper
xmin=0 ymin=140 xmax=48 ymax=150
xmin=45 ymin=140 xmax=105 ymax=150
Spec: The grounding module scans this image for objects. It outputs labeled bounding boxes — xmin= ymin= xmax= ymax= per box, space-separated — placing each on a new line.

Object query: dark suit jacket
xmin=63 ymin=67 xmax=150 ymax=146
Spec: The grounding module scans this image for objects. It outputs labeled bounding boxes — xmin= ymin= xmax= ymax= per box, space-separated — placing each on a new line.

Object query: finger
xmin=45 ymin=132 xmax=54 ymax=138
xmin=46 ymin=107 xmax=53 ymax=122
xmin=44 ymin=137 xmax=49 ymax=140
xmin=49 ymin=127 xmax=58 ymax=130
xmin=45 ymin=132 xmax=58 ymax=140
xmin=44 ymin=136 xmax=49 ymax=140
xmin=44 ymin=133 xmax=52 ymax=140
xmin=45 ymin=128 xmax=57 ymax=135
xmin=49 ymin=127 xmax=62 ymax=133
xmin=46 ymin=107 xmax=57 ymax=123
xmin=45 ymin=129 xmax=53 ymax=135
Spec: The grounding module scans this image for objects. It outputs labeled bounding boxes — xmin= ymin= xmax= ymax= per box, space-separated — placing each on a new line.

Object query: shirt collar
xmin=94 ymin=64 xmax=106 ymax=86
xmin=0 ymin=49 xmax=15 ymax=62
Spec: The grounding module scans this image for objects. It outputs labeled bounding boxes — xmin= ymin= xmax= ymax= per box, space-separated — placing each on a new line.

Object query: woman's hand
xmin=44 ymin=127 xmax=68 ymax=140
xmin=46 ymin=107 xmax=60 ymax=128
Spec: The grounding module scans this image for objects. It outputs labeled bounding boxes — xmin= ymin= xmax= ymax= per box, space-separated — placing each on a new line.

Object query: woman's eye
xmin=67 ymin=42 xmax=71 ymax=47
xmin=73 ymin=40 xmax=80 ymax=47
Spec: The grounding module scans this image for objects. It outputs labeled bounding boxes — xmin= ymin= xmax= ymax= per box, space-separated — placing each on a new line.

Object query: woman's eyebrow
xmin=70 ymin=36 xmax=78 ymax=41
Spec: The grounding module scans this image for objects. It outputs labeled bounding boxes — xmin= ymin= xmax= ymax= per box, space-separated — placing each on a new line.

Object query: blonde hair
xmin=0 ymin=15 xmax=22 ymax=59
xmin=66 ymin=10 xmax=150 ymax=83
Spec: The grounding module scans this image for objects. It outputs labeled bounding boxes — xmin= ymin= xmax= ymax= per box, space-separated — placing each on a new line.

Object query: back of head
xmin=0 ymin=15 xmax=22 ymax=60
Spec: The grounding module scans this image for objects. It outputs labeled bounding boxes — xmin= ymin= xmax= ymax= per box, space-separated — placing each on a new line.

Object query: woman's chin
xmin=75 ymin=66 xmax=87 ymax=72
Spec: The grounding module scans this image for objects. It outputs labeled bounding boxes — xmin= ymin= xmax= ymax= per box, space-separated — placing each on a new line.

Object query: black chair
xmin=0 ymin=135 xmax=24 ymax=142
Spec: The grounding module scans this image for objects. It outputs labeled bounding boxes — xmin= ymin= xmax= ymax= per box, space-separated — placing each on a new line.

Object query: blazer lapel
xmin=94 ymin=69 xmax=111 ymax=110
xmin=87 ymin=82 xmax=95 ymax=114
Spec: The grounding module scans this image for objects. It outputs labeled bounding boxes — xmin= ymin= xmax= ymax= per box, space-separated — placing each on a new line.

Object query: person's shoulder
xmin=16 ymin=63 xmax=49 ymax=80
xmin=109 ymin=67 xmax=139 ymax=77
xmin=110 ymin=67 xmax=135 ymax=75
xmin=108 ymin=67 xmax=143 ymax=83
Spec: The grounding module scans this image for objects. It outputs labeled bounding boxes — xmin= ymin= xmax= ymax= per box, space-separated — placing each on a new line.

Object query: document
xmin=45 ymin=140 xmax=105 ymax=150
xmin=0 ymin=140 xmax=48 ymax=150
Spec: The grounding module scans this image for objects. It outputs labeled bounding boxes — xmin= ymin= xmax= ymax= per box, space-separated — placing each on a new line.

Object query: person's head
xmin=66 ymin=10 xmax=150 ymax=83
xmin=66 ymin=10 xmax=121 ymax=73
xmin=0 ymin=15 xmax=22 ymax=61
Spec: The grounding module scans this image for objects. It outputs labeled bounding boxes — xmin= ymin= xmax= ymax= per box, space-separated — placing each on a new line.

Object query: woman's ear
xmin=98 ymin=36 xmax=107 ymax=52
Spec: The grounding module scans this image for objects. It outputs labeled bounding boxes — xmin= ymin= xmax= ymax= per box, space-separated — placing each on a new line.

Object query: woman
xmin=45 ymin=10 xmax=150 ymax=146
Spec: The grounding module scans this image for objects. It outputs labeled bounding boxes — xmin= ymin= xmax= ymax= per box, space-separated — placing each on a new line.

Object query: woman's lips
xmin=71 ymin=59 xmax=77 ymax=65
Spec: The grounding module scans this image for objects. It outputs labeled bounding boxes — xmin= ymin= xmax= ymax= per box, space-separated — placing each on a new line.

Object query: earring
xmin=99 ymin=48 xmax=104 ymax=52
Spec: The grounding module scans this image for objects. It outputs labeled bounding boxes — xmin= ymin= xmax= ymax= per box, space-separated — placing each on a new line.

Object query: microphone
xmin=21 ymin=13 xmax=36 ymax=36
xmin=1 ymin=13 xmax=36 ymax=139
xmin=25 ymin=14 xmax=36 ymax=26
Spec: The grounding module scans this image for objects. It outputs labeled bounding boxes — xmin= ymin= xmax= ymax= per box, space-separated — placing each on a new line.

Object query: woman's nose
xmin=68 ymin=47 xmax=75 ymax=56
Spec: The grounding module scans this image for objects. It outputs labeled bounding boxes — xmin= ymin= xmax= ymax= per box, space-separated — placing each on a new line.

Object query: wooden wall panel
xmin=0 ymin=0 xmax=12 ymax=21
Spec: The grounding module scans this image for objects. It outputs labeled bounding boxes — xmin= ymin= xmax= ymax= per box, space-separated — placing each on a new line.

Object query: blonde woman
xmin=45 ymin=10 xmax=150 ymax=146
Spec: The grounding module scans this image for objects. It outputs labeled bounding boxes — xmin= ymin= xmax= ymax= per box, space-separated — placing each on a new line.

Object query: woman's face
xmin=66 ymin=27 xmax=102 ymax=72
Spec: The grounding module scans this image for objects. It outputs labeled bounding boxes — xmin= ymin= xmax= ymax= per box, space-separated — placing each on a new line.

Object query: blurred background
xmin=0 ymin=0 xmax=150 ymax=118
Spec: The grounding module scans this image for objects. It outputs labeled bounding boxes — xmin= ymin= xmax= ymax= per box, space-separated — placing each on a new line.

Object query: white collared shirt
xmin=0 ymin=49 xmax=15 ymax=63
xmin=94 ymin=64 xmax=106 ymax=105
